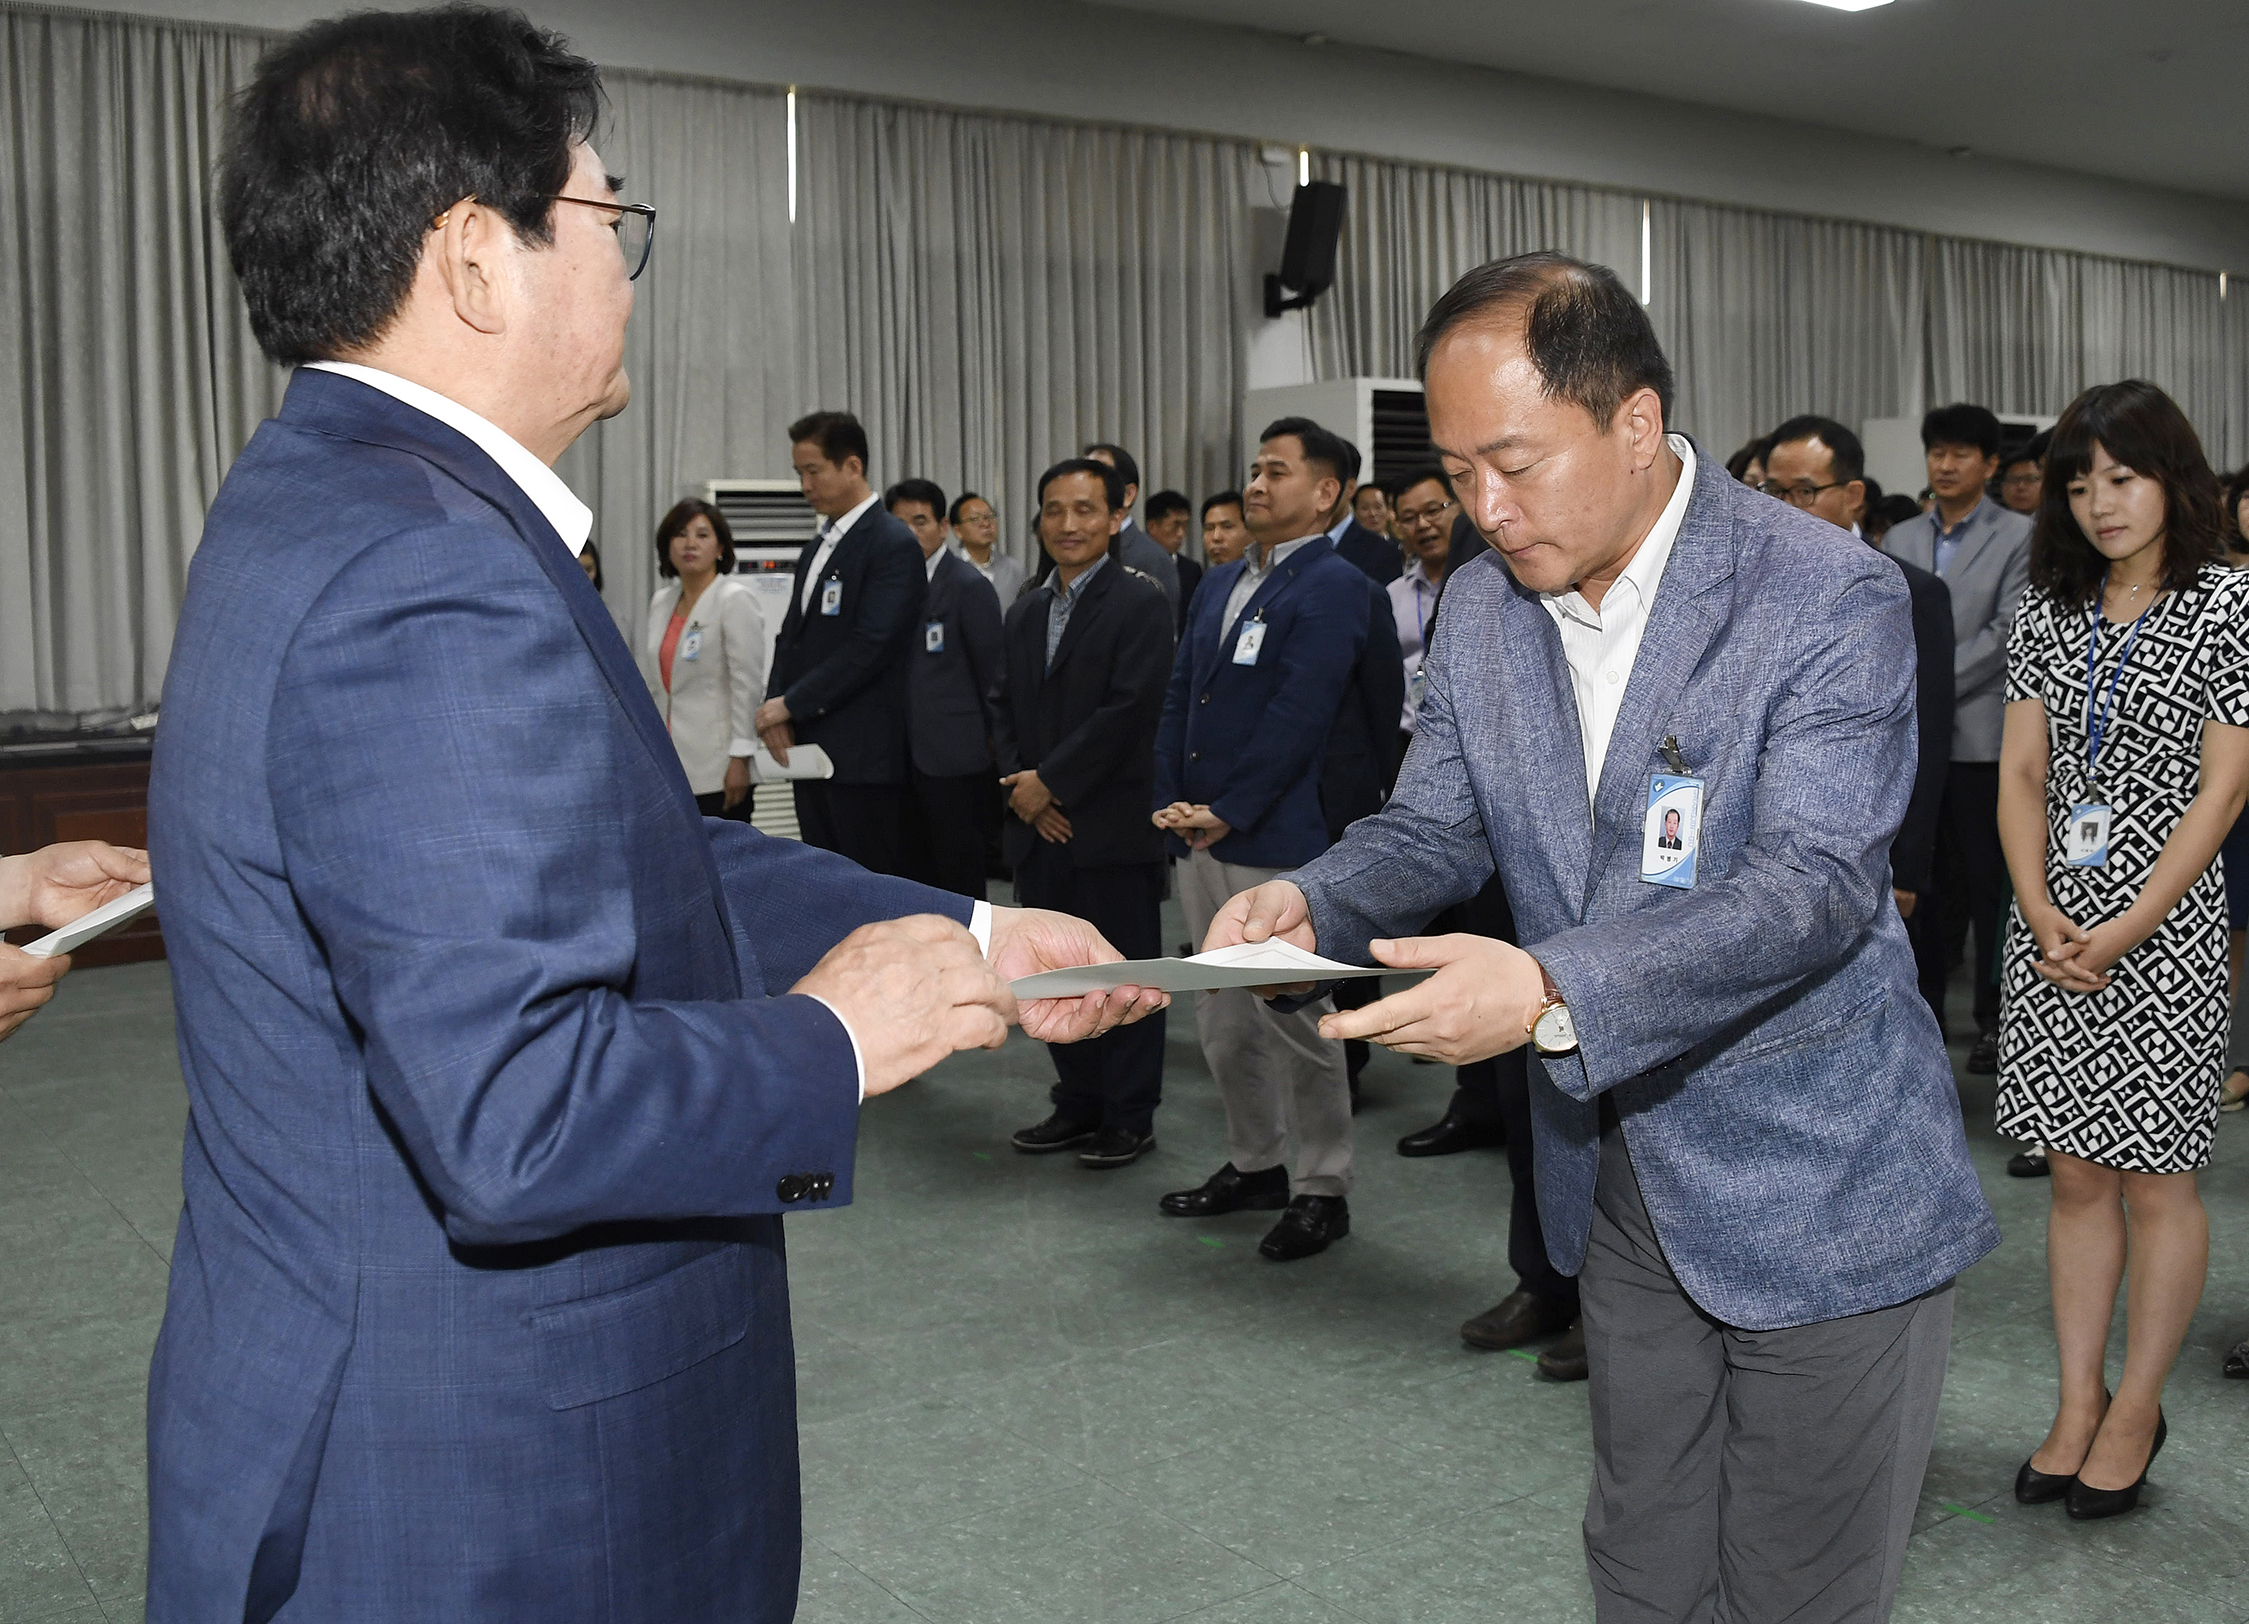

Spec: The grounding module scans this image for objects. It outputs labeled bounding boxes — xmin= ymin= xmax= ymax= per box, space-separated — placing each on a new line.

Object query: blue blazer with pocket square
xmin=1287 ymin=449 xmax=1998 ymax=1331
xmin=1153 ymin=536 xmax=1372 ymax=869
xmin=146 ymin=367 xmax=971 ymax=1623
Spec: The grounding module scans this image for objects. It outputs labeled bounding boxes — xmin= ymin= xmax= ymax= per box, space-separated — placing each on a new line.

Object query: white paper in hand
xmin=748 ymin=743 xmax=834 ymax=782
xmin=20 ymin=883 xmax=155 ymax=959
xmin=1009 ymin=938 xmax=1416 ymax=999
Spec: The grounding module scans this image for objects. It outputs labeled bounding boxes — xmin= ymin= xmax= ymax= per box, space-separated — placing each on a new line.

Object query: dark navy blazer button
xmin=777 ymin=1174 xmax=808 ymax=1203
xmin=1188 ymin=750 xmax=1199 ymax=761
xmin=813 ymin=1173 xmax=835 ymax=1197
xmin=1199 ymin=692 xmax=1209 ymax=703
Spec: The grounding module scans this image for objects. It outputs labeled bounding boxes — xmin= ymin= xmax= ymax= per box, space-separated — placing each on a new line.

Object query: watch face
xmin=1535 ymin=1002 xmax=1577 ymax=1054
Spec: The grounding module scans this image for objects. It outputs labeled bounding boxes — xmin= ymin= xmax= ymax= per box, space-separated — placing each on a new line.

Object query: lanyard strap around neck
xmin=2084 ymin=573 xmax=2155 ymax=780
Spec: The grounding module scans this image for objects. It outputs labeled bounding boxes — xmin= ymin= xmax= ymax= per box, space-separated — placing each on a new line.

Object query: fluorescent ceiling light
xmin=1793 ymin=0 xmax=1894 ymax=10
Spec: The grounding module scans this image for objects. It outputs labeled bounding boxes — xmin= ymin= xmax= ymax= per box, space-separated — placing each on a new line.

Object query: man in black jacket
xmin=1320 ymin=568 xmax=1405 ymax=1100
xmin=1145 ymin=488 xmax=1202 ymax=631
xmin=757 ymin=411 xmax=924 ymax=875
xmin=887 ymin=477 xmax=1005 ymax=901
xmin=997 ymin=459 xmax=1176 ymax=1170
xmin=1327 ymin=437 xmax=1402 ymax=586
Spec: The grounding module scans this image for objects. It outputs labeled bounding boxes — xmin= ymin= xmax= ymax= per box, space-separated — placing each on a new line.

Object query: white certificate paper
xmin=747 ymin=743 xmax=834 ymax=782
xmin=1009 ymin=939 xmax=1417 ymax=999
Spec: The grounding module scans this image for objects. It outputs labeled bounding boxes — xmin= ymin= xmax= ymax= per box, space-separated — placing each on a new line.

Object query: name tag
xmin=924 ymin=619 xmax=945 ymax=653
xmin=1408 ymin=666 xmax=1427 ymax=712
xmin=1232 ymin=619 xmax=1266 ymax=665
xmin=820 ymin=578 xmax=843 ymax=617
xmin=2064 ymin=802 xmax=2111 ymax=868
xmin=1641 ymin=774 xmax=1703 ymax=889
xmin=678 ymin=626 xmax=702 ymax=661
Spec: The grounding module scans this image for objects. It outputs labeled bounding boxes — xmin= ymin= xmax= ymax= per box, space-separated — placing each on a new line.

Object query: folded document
xmin=1010 ymin=939 xmax=1417 ymax=999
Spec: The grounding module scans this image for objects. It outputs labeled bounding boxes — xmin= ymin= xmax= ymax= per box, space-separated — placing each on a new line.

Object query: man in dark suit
xmin=1082 ymin=441 xmax=1181 ymax=613
xmin=1144 ymin=488 xmax=1202 ymax=629
xmin=1763 ymin=417 xmax=1955 ymax=953
xmin=757 ymin=411 xmax=924 ymax=876
xmin=999 ymin=459 xmax=1177 ymax=1170
xmin=1326 ymin=437 xmax=1403 ymax=586
xmin=1152 ymin=416 xmax=1373 ymax=1260
xmin=1319 ymin=559 xmax=1405 ymax=1101
xmin=887 ymin=478 xmax=1005 ymax=901
xmin=146 ymin=14 xmax=1159 ymax=1619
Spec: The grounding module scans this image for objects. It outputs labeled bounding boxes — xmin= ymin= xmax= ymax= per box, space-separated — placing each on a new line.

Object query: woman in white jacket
xmin=641 ymin=500 xmax=766 ymax=816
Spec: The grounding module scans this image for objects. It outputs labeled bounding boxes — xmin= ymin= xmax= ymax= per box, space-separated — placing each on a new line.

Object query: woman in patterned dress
xmin=1995 ymin=380 xmax=2249 ymax=1520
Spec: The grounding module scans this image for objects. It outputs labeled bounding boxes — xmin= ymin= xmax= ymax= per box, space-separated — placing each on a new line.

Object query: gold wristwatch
xmin=1528 ymin=963 xmax=1579 ymax=1058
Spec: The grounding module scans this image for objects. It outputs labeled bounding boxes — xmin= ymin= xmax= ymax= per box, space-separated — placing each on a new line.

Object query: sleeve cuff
xmin=970 ymin=900 xmax=993 ymax=955
xmin=728 ymin=737 xmax=757 ymax=760
xmin=806 ymin=994 xmax=870 ymax=1104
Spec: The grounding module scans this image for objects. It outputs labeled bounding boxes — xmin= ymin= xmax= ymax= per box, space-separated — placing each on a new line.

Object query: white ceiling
xmin=1097 ymin=0 xmax=2249 ymax=202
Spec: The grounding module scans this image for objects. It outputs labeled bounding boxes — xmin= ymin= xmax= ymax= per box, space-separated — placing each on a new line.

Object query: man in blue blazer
xmin=1211 ymin=257 xmax=1996 ymax=1622
xmin=151 ymin=14 xmax=1159 ymax=1621
xmin=1152 ymin=416 xmax=1372 ymax=1260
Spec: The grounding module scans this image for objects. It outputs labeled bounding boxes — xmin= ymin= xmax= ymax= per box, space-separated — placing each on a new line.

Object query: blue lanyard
xmin=2083 ymin=575 xmax=2155 ymax=781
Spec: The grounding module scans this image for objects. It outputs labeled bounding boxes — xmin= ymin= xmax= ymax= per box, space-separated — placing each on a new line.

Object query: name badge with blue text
xmin=1232 ymin=617 xmax=1267 ymax=666
xmin=2064 ymin=802 xmax=2111 ymax=868
xmin=678 ymin=626 xmax=702 ymax=662
xmin=924 ymin=619 xmax=945 ymax=653
xmin=820 ymin=578 xmax=843 ymax=617
xmin=1641 ymin=774 xmax=1703 ymax=889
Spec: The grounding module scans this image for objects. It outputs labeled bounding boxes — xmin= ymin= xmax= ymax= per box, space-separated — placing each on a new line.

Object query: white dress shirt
xmin=303 ymin=362 xmax=593 ymax=556
xmin=800 ymin=492 xmax=882 ymax=612
xmin=1221 ymin=535 xmax=1319 ymax=637
xmin=314 ymin=365 xmax=993 ymax=1096
xmin=1539 ymin=434 xmax=1697 ymax=804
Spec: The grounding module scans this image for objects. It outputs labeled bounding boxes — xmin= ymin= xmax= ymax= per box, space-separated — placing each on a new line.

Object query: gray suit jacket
xmin=1878 ymin=499 xmax=2031 ymax=762
xmin=1115 ymin=520 xmax=1180 ymax=611
xmin=1288 ymin=450 xmax=1998 ymax=1330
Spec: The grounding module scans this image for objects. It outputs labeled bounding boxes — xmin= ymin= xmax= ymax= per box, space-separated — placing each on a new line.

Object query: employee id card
xmin=1641 ymin=774 xmax=1703 ymax=889
xmin=820 ymin=578 xmax=843 ymax=616
xmin=1232 ymin=617 xmax=1267 ymax=665
xmin=2064 ymin=802 xmax=2111 ymax=868
xmin=924 ymin=619 xmax=945 ymax=653
xmin=678 ymin=626 xmax=702 ymax=661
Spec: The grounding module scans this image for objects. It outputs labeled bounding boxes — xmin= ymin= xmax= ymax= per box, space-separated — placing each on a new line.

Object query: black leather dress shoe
xmin=1258 ymin=1195 xmax=1349 ymax=1261
xmin=1460 ymin=1290 xmax=1578 ymax=1351
xmin=2066 ymin=1410 xmax=2166 ymax=1520
xmin=1967 ymin=1031 xmax=2001 ymax=1075
xmin=2007 ymin=1147 xmax=2051 ymax=1178
xmin=1396 ymin=1107 xmax=1506 ymax=1158
xmin=1078 ymin=1127 xmax=1154 ymax=1170
xmin=1012 ymin=1113 xmax=1096 ymax=1154
xmin=1536 ymin=1320 xmax=1588 ymax=1382
xmin=1158 ymin=1162 xmax=1289 ymax=1218
xmin=2225 ymin=1339 xmax=2249 ymax=1380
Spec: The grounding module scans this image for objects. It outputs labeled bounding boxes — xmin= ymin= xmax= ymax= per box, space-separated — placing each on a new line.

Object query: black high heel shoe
xmin=2065 ymin=1408 xmax=2166 ymax=1521
xmin=2015 ymin=1387 xmax=2109 ymax=1505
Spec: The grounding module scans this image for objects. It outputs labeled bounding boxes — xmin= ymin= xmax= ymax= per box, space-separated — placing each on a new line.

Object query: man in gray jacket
xmin=1877 ymin=403 xmax=2032 ymax=1070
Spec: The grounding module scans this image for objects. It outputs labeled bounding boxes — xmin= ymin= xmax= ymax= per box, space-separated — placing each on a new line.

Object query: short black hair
xmin=1415 ymin=251 xmax=1674 ymax=431
xmin=1144 ymin=489 xmax=1192 ymax=524
xmin=578 ymin=540 xmax=603 ymax=592
xmin=2226 ymin=466 xmax=2249 ymax=546
xmin=1259 ymin=416 xmax=1352 ymax=486
xmin=2031 ymin=379 xmax=2225 ymax=605
xmin=1082 ymin=442 xmax=1140 ymax=493
xmin=884 ymin=478 xmax=948 ymax=520
xmin=947 ymin=490 xmax=988 ymax=525
xmin=1335 ymin=437 xmax=1363 ymax=484
xmin=1725 ymin=437 xmax=1771 ymax=482
xmin=1865 ymin=494 xmax=1923 ymax=542
xmin=220 ymin=6 xmax=604 ymax=364
xmin=1920 ymin=403 xmax=2002 ymax=457
xmin=1037 ymin=458 xmax=1124 ymax=511
xmin=1765 ymin=414 xmax=1865 ymax=485
xmin=654 ymin=498 xmax=735 ymax=579
xmin=1200 ymin=490 xmax=1244 ymax=520
xmin=790 ymin=411 xmax=869 ymax=472
xmin=1393 ymin=465 xmax=1451 ymax=499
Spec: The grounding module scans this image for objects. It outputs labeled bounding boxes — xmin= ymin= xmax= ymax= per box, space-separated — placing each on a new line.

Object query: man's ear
xmin=1619 ymin=388 xmax=1665 ymax=466
xmin=434 ymin=200 xmax=511 ymax=337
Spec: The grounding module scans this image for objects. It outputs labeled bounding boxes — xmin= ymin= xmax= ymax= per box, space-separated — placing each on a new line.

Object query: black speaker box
xmin=1266 ymin=180 xmax=1346 ymax=316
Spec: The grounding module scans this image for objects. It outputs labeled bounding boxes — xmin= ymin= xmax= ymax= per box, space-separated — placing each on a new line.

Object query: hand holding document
xmin=1008 ymin=938 xmax=1421 ymax=999
xmin=20 ymin=882 xmax=156 ymax=959
xmin=748 ymin=742 xmax=833 ymax=782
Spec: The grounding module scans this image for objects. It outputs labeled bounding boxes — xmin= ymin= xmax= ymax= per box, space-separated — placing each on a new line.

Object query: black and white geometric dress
xmin=1995 ymin=564 xmax=2249 ymax=1173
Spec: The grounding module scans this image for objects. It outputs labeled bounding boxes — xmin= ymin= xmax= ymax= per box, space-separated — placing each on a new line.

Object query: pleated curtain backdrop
xmin=4 ymin=0 xmax=2248 ymax=724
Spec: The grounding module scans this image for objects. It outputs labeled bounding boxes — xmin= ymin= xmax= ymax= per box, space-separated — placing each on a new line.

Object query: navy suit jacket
xmin=1290 ymin=450 xmax=1997 ymax=1330
xmin=1320 ymin=574 xmax=1405 ymax=842
xmin=1333 ymin=518 xmax=1402 ymax=585
xmin=146 ymin=369 xmax=970 ymax=1622
xmin=908 ymin=550 xmax=1005 ymax=779
xmin=1891 ymin=557 xmax=1955 ymax=898
xmin=1152 ymin=537 xmax=1371 ymax=869
xmin=767 ymin=503 xmax=926 ymax=783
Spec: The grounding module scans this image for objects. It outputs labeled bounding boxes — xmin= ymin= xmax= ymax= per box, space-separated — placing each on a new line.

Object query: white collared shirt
xmin=304 ymin=362 xmax=592 ymax=555
xmin=1222 ymin=535 xmax=1319 ymax=637
xmin=1539 ymin=434 xmax=1697 ymax=803
xmin=800 ymin=491 xmax=882 ymax=612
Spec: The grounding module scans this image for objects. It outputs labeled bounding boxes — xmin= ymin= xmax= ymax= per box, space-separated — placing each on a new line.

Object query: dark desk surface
xmin=0 ymin=736 xmax=155 ymax=769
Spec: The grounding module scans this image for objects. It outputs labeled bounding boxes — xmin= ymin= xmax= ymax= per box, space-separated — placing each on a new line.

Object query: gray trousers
xmin=1176 ymin=849 xmax=1353 ymax=1196
xmin=1581 ymin=1117 xmax=1952 ymax=1624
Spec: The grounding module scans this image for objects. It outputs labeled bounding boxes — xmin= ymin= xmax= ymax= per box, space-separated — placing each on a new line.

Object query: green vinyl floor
xmin=3 ymin=890 xmax=2246 ymax=1624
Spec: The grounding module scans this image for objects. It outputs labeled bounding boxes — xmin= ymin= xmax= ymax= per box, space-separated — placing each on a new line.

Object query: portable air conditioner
xmin=703 ymin=479 xmax=818 ymax=570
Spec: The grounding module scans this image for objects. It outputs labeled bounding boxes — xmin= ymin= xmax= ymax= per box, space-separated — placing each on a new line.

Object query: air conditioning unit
xmin=1241 ymin=379 xmax=1432 ymax=489
xmin=704 ymin=479 xmax=817 ymax=570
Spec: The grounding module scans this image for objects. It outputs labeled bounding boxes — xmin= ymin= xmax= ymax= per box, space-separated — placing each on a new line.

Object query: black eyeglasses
xmin=1760 ymin=479 xmax=1848 ymax=507
xmin=547 ymin=195 xmax=657 ymax=281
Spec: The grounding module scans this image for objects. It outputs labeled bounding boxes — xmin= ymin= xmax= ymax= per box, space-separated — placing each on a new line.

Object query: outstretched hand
xmin=1200 ymin=879 xmax=1319 ymax=995
xmin=1 ymin=840 xmax=150 ymax=932
xmin=1318 ymin=934 xmax=1548 ymax=1065
xmin=793 ymin=914 xmax=1012 ymax=1097
xmin=986 ymin=905 xmax=1168 ymax=1043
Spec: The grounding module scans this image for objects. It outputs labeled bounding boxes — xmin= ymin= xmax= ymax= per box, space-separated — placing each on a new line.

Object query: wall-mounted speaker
xmin=1265 ymin=180 xmax=1346 ymax=317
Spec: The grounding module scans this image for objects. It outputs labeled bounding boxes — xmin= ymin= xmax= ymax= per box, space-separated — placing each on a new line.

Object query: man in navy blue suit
xmin=148 ymin=11 xmax=1161 ymax=1621
xmin=1152 ymin=417 xmax=1372 ymax=1260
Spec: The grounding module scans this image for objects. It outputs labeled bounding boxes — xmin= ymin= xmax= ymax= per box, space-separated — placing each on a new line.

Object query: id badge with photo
xmin=820 ymin=578 xmax=843 ymax=617
xmin=677 ymin=626 xmax=702 ymax=662
xmin=1408 ymin=666 xmax=1427 ymax=711
xmin=1641 ymin=774 xmax=1703 ymax=889
xmin=2064 ymin=802 xmax=2112 ymax=868
xmin=1232 ymin=618 xmax=1267 ymax=666
xmin=924 ymin=619 xmax=945 ymax=653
